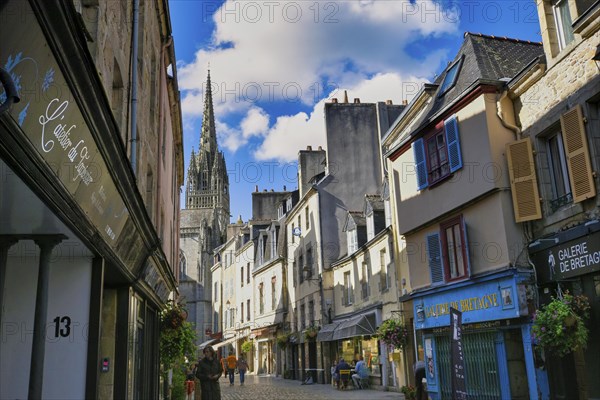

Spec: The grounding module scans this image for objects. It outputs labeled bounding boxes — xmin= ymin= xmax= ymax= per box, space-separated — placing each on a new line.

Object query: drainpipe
xmin=130 ymin=0 xmax=140 ymax=175
xmin=496 ymin=89 xmax=521 ymax=141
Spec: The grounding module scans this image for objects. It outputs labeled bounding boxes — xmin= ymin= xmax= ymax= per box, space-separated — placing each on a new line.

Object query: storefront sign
xmin=530 ymin=231 xmax=600 ymax=282
xmin=413 ymin=272 xmax=531 ymax=330
xmin=0 ymin=1 xmax=130 ymax=252
xmin=450 ymin=308 xmax=467 ymax=400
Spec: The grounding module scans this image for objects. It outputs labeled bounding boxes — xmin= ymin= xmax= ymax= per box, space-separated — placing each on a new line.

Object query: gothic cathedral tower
xmin=179 ymin=70 xmax=230 ymax=345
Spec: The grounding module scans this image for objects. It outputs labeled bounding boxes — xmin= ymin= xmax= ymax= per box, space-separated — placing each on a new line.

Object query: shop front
xmin=412 ymin=269 xmax=540 ymax=400
xmin=0 ymin=1 xmax=175 ymax=399
xmin=252 ymin=325 xmax=277 ymax=374
xmin=529 ymin=221 xmax=600 ymax=399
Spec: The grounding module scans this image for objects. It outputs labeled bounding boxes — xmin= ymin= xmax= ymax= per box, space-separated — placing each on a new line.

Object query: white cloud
xmin=176 ymin=0 xmax=459 ymax=161
xmin=241 ymin=107 xmax=269 ymax=138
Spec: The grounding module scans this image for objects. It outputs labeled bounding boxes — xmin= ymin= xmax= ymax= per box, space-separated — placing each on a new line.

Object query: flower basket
xmin=241 ymin=340 xmax=253 ymax=354
xmin=276 ymin=333 xmax=290 ymax=349
xmin=303 ymin=325 xmax=319 ymax=341
xmin=532 ymin=292 xmax=590 ymax=357
xmin=376 ymin=319 xmax=410 ymax=350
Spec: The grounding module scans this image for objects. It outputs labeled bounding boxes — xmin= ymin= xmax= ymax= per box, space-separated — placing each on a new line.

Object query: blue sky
xmin=169 ymin=0 xmax=541 ymax=221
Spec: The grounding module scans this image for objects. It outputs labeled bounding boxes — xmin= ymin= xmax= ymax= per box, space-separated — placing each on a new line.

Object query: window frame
xmin=552 ymin=0 xmax=575 ymax=50
xmin=425 ymin=128 xmax=451 ymax=185
xmin=439 ymin=216 xmax=469 ymax=283
xmin=437 ymin=57 xmax=463 ymax=96
xmin=546 ymin=130 xmax=573 ymax=210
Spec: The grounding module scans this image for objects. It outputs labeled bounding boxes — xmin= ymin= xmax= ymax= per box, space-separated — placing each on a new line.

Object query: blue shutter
xmin=444 ymin=115 xmax=462 ymax=172
xmin=426 ymin=233 xmax=444 ymax=285
xmin=413 ymin=138 xmax=428 ymax=190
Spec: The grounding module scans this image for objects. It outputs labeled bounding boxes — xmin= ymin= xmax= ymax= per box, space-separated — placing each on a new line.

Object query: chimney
xmin=283 ymin=185 xmax=287 ymax=191
xmin=386 ymin=100 xmax=393 ymax=105
xmin=318 ymin=146 xmax=322 ymax=151
xmin=331 ymin=98 xmax=338 ymax=103
xmin=307 ymin=145 xmax=312 ymax=151
xmin=270 ymin=189 xmax=274 ymax=192
xmin=343 ymin=90 xmax=349 ymax=103
xmin=354 ymin=98 xmax=360 ymax=104
xmin=402 ymin=99 xmax=408 ymax=105
xmin=255 ymin=185 xmax=259 ymax=192
xmin=263 ymin=189 xmax=267 ymax=192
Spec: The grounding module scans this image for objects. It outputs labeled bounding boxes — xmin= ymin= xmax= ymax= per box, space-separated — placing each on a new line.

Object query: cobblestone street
xmin=217 ymin=375 xmax=404 ymax=400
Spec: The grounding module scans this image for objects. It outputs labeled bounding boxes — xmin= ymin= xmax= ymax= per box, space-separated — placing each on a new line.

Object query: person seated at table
xmin=331 ymin=361 xmax=338 ymax=387
xmin=334 ymin=358 xmax=352 ymax=389
xmin=351 ymin=355 xmax=369 ymax=389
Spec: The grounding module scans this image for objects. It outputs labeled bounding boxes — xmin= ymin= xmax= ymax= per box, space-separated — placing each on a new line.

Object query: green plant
xmin=276 ymin=333 xmax=290 ymax=349
xmin=170 ymin=365 xmax=186 ymax=400
xmin=376 ymin=319 xmax=410 ymax=350
xmin=241 ymin=340 xmax=253 ymax=354
xmin=160 ymin=301 xmax=197 ymax=369
xmin=303 ymin=325 xmax=319 ymax=341
xmin=401 ymin=385 xmax=417 ymax=400
xmin=532 ymin=292 xmax=590 ymax=357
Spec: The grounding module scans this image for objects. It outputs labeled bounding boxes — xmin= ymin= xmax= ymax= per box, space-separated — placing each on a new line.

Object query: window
xmin=426 ymin=130 xmax=450 ymax=183
xmin=247 ymin=263 xmax=250 ymax=284
xmin=291 ymin=223 xmax=295 ymax=244
xmin=361 ymin=262 xmax=369 ymax=299
xmin=343 ymin=272 xmax=353 ymax=305
xmin=214 ymin=282 xmax=218 ymax=302
xmin=438 ymin=57 xmax=462 ymax=96
xmin=306 ymin=245 xmax=313 ymax=278
xmin=413 ymin=115 xmax=462 ymax=190
xmin=292 ymin=261 xmax=297 ymax=287
xmin=179 ymin=251 xmax=187 ymax=278
xmin=271 ymin=277 xmax=277 ymax=310
xmin=298 ymin=254 xmax=304 ymax=283
xmin=367 ymin=213 xmax=375 ymax=240
xmin=347 ymin=229 xmax=358 ymax=255
xmin=308 ymin=301 xmax=314 ymax=324
xmin=553 ymin=0 xmax=574 ymax=50
xmin=379 ymin=249 xmax=389 ymax=291
xmin=247 ymin=299 xmax=250 ymax=321
xmin=240 ymin=302 xmax=244 ymax=323
xmin=259 ymin=283 xmax=264 ymax=315
xmin=441 ymin=217 xmax=468 ymax=281
xmin=547 ymin=131 xmax=572 ymax=211
xmin=241 ymin=266 xmax=244 ymax=287
xmin=298 ymin=215 xmax=301 ymax=233
xmin=300 ymin=304 xmax=306 ymax=329
xmin=305 ymin=207 xmax=310 ymax=230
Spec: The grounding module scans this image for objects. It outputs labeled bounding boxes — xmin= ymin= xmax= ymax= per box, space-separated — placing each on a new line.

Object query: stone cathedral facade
xmin=179 ymin=71 xmax=230 ymax=346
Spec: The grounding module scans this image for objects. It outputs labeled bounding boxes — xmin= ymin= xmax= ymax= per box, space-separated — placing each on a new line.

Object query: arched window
xmin=179 ymin=250 xmax=187 ymax=278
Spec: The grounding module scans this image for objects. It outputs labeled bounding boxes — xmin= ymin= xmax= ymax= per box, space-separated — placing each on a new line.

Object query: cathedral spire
xmin=200 ymin=69 xmax=217 ymax=155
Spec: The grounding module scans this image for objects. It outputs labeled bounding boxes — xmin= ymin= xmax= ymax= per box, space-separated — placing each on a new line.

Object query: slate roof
xmin=409 ymin=32 xmax=544 ymax=135
xmin=365 ymin=194 xmax=384 ymax=212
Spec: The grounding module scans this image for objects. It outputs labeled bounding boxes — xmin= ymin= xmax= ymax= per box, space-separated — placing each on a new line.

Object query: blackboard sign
xmin=450 ymin=307 xmax=467 ymax=399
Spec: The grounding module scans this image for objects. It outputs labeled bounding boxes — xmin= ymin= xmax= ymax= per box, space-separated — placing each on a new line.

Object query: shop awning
xmin=212 ymin=336 xmax=238 ymax=350
xmin=198 ymin=338 xmax=218 ymax=350
xmin=316 ymin=322 xmax=340 ymax=342
xmin=331 ymin=313 xmax=377 ymax=340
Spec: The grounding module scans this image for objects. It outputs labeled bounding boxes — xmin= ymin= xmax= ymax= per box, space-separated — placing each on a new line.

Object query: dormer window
xmin=553 ymin=0 xmax=574 ymax=50
xmin=347 ymin=229 xmax=358 ymax=255
xmin=438 ymin=57 xmax=463 ymax=96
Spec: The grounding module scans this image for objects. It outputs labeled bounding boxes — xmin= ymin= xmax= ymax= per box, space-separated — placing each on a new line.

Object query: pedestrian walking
xmin=237 ymin=355 xmax=249 ymax=386
xmin=226 ymin=353 xmax=237 ymax=386
xmin=196 ymin=346 xmax=222 ymax=400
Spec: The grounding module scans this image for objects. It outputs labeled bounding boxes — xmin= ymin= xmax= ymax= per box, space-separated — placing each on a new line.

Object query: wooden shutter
xmin=426 ymin=233 xmax=444 ymax=285
xmin=413 ymin=138 xmax=428 ymax=190
xmin=560 ymin=105 xmax=596 ymax=203
xmin=445 ymin=115 xmax=463 ymax=173
xmin=506 ymin=138 xmax=542 ymax=222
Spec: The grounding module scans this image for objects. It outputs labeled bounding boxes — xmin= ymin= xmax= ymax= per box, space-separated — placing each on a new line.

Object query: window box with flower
xmin=376 ymin=319 xmax=410 ymax=350
xmin=304 ymin=325 xmax=319 ymax=341
xmin=532 ymin=292 xmax=590 ymax=357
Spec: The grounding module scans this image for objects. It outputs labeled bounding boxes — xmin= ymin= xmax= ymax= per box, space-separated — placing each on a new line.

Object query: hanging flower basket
xmin=161 ymin=301 xmax=188 ymax=330
xmin=376 ymin=319 xmax=410 ymax=350
xmin=276 ymin=333 xmax=290 ymax=349
xmin=532 ymin=292 xmax=590 ymax=357
xmin=304 ymin=325 xmax=319 ymax=341
xmin=241 ymin=340 xmax=253 ymax=354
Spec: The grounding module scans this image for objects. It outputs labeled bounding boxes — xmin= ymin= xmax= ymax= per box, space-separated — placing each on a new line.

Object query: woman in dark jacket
xmin=195 ymin=346 xmax=222 ymax=400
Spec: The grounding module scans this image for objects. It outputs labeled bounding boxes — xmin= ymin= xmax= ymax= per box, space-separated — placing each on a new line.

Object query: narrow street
xmin=216 ymin=375 xmax=404 ymax=400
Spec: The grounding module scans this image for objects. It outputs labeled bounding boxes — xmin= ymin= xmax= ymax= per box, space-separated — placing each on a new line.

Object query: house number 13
xmin=53 ymin=316 xmax=71 ymax=338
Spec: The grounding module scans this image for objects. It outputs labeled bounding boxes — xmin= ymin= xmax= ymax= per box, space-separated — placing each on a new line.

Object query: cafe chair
xmin=338 ymin=370 xmax=351 ymax=390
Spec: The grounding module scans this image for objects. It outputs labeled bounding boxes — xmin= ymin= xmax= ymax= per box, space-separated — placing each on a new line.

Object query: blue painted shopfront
xmin=412 ymin=269 xmax=546 ymax=400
